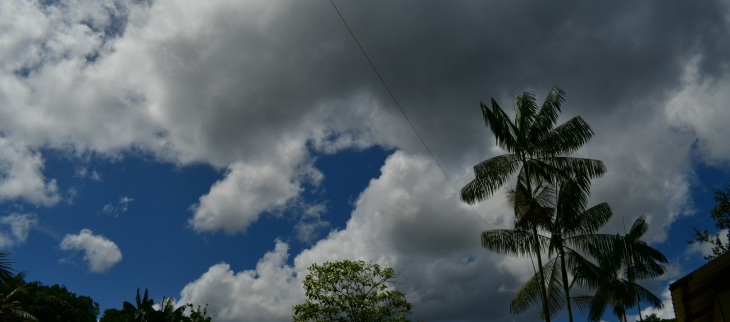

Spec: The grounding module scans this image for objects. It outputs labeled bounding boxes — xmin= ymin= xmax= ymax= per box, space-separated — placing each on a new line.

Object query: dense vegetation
xmin=0 ymin=252 xmax=211 ymax=322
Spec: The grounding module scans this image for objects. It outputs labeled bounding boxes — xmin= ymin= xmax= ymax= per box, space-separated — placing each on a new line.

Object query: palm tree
xmin=154 ymin=297 xmax=185 ymax=322
xmin=620 ymin=216 xmax=668 ymax=321
xmin=0 ymin=254 xmax=35 ymax=322
xmin=0 ymin=289 xmax=37 ymax=322
xmin=578 ymin=217 xmax=666 ymax=322
xmin=123 ymin=288 xmax=155 ymax=322
xmin=582 ymin=259 xmax=664 ymax=322
xmin=463 ymin=86 xmax=606 ymax=320
xmin=485 ymin=177 xmax=616 ymax=322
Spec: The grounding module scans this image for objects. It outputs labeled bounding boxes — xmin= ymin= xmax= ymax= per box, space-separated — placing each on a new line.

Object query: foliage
xmin=642 ymin=313 xmax=676 ymax=322
xmin=0 ymin=273 xmax=98 ymax=322
xmin=688 ymin=182 xmax=730 ymax=260
xmin=99 ymin=288 xmax=211 ymax=322
xmin=485 ymin=178 xmax=619 ymax=322
xmin=0 ymin=254 xmax=37 ymax=322
xmin=580 ymin=217 xmax=666 ymax=322
xmin=292 ymin=260 xmax=412 ymax=322
xmin=462 ymin=86 xmax=605 ymax=321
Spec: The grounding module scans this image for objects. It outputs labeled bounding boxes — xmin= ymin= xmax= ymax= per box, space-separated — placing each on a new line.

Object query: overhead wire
xmin=327 ymin=0 xmax=494 ymax=229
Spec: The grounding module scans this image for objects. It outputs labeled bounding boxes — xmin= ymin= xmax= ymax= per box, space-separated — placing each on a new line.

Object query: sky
xmin=2 ymin=0 xmax=730 ymax=321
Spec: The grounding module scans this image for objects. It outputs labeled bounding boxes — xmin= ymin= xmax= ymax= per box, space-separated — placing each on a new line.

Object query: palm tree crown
xmin=465 ymin=86 xmax=605 ymax=322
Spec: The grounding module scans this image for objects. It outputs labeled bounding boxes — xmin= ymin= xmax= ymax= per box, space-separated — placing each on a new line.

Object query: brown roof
xmin=669 ymin=251 xmax=730 ymax=322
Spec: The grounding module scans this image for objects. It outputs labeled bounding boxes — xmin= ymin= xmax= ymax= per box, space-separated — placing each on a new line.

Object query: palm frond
xmin=634 ymin=284 xmax=664 ymax=308
xmin=566 ymin=203 xmax=612 ymax=236
xmin=461 ymin=154 xmax=521 ymax=204
xmin=481 ymin=229 xmax=548 ymax=256
xmin=0 ymin=253 xmax=15 ymax=284
xmin=570 ymin=295 xmax=593 ymax=314
xmin=543 ymin=257 xmax=567 ymax=320
xmin=542 ymin=157 xmax=607 ymax=180
xmin=515 ymin=92 xmax=539 ymax=133
xmin=534 ymin=116 xmax=594 ymax=157
xmin=528 ymin=86 xmax=565 ymax=142
xmin=625 ymin=261 xmax=665 ymax=280
xmin=482 ymin=100 xmax=519 ymax=152
xmin=510 ymin=269 xmax=542 ymax=314
xmin=628 ymin=216 xmax=649 ymax=241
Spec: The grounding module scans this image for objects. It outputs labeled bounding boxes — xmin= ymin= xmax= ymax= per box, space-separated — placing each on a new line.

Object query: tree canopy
xmin=688 ymin=182 xmax=730 ymax=260
xmin=292 ymin=260 xmax=412 ymax=322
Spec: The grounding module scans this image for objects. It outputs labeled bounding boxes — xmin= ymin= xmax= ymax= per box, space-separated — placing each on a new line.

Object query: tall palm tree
xmin=463 ymin=86 xmax=606 ymax=320
xmin=485 ymin=177 xmax=616 ymax=322
xmin=620 ymin=216 xmax=668 ymax=321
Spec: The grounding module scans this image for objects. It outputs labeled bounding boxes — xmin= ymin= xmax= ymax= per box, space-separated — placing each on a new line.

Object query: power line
xmin=328 ymin=0 xmax=494 ymax=229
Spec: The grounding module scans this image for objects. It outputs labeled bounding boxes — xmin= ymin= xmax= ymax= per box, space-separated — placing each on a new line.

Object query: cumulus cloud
xmin=0 ymin=213 xmax=38 ymax=248
xmin=189 ymin=153 xmax=322 ymax=234
xmin=60 ymin=229 xmax=122 ymax=273
xmin=0 ymin=136 xmax=60 ymax=205
xmin=180 ymin=241 xmax=303 ymax=322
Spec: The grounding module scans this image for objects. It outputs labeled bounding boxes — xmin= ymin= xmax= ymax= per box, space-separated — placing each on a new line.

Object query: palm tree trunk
xmin=533 ymin=223 xmax=551 ymax=322
xmin=559 ymin=247 xmax=574 ymax=322
xmin=523 ymin=155 xmax=550 ymax=322
xmin=630 ymin=256 xmax=644 ymax=322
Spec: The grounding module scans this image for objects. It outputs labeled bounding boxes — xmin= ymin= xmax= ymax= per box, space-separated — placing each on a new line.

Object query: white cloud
xmin=0 ymin=213 xmax=38 ymax=248
xmin=74 ymin=167 xmax=88 ymax=178
xmin=189 ymin=139 xmax=323 ymax=234
xmin=629 ymin=285 xmax=676 ymax=321
xmin=103 ymin=196 xmax=134 ymax=216
xmin=60 ymin=229 xmax=122 ymax=273
xmin=666 ymin=56 xmax=730 ymax=165
xmin=293 ymin=204 xmax=329 ymax=243
xmin=0 ymin=136 xmax=60 ymax=205
xmin=180 ymin=240 xmax=303 ymax=322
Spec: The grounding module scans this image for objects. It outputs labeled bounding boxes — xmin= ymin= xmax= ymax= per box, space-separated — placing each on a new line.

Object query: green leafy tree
xmin=688 ymin=182 xmax=730 ymax=260
xmin=292 ymin=260 xmax=412 ymax=322
xmin=461 ymin=86 xmax=605 ymax=321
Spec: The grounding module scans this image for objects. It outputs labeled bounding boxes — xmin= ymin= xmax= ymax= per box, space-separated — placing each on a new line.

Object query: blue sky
xmin=2 ymin=1 xmax=730 ymax=321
